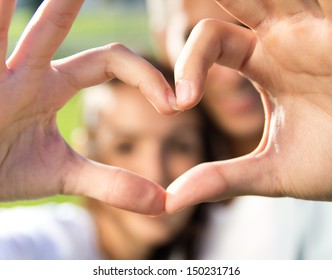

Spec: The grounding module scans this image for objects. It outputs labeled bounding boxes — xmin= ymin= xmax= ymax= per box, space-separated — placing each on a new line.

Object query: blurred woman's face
xmin=87 ymin=83 xmax=204 ymax=251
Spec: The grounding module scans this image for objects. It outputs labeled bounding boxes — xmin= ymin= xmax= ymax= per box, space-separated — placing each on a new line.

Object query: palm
xmin=248 ymin=16 xmax=332 ymax=96
xmin=1 ymin=112 xmax=70 ymax=200
xmin=243 ymin=9 xmax=332 ymax=199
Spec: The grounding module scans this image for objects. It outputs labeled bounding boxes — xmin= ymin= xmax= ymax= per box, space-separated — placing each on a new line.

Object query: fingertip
xmin=166 ymin=89 xmax=181 ymax=112
xmin=146 ymin=184 xmax=167 ymax=215
xmin=176 ymin=79 xmax=191 ymax=106
xmin=176 ymin=79 xmax=203 ymax=111
xmin=143 ymin=88 xmax=180 ymax=116
xmin=164 ymin=173 xmax=195 ymax=214
xmin=164 ymin=191 xmax=181 ymax=215
xmin=175 ymin=79 xmax=202 ymax=110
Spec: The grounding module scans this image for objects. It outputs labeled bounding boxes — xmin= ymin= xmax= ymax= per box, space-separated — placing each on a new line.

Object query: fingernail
xmin=176 ymin=80 xmax=191 ymax=106
xmin=167 ymin=90 xmax=180 ymax=111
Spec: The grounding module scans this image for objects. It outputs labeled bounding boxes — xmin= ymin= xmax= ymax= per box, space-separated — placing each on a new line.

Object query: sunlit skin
xmin=81 ymin=83 xmax=204 ymax=259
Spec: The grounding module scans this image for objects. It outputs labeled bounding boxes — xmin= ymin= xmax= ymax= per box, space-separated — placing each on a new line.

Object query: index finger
xmin=174 ymin=19 xmax=256 ymax=110
xmin=9 ymin=0 xmax=83 ymax=67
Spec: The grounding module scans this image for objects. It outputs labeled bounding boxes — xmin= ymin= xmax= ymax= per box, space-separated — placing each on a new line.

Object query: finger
xmin=174 ymin=19 xmax=256 ymax=110
xmin=63 ymin=156 xmax=166 ymax=216
xmin=9 ymin=0 xmax=83 ymax=67
xmin=318 ymin=0 xmax=332 ymax=17
xmin=54 ymin=43 xmax=179 ymax=115
xmin=165 ymin=155 xmax=277 ymax=214
xmin=0 ymin=0 xmax=16 ymax=72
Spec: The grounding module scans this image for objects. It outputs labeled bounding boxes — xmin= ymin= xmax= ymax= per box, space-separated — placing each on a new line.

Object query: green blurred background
xmin=1 ymin=0 xmax=153 ymax=207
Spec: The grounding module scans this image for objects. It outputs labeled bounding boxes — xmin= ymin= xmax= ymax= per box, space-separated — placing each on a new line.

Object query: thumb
xmin=62 ymin=154 xmax=165 ymax=216
xmin=165 ymin=154 xmax=278 ymax=214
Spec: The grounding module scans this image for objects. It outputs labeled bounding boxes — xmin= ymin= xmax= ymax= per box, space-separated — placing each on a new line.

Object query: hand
xmin=0 ymin=0 xmax=178 ymax=215
xmin=166 ymin=0 xmax=332 ymax=213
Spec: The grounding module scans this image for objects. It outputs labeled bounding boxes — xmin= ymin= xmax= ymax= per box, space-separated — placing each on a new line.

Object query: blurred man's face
xmin=167 ymin=0 xmax=264 ymax=139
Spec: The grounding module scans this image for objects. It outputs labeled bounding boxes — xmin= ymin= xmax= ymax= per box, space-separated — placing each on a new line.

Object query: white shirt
xmin=199 ymin=197 xmax=332 ymax=259
xmin=1 ymin=198 xmax=332 ymax=260
xmin=0 ymin=203 xmax=101 ymax=260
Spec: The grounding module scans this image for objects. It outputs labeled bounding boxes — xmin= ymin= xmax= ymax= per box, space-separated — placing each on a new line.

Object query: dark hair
xmin=198 ymin=102 xmax=232 ymax=161
xmin=150 ymin=203 xmax=209 ymax=260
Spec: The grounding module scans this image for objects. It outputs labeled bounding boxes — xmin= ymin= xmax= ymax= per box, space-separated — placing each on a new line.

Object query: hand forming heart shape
xmin=1 ymin=0 xmax=332 ymax=215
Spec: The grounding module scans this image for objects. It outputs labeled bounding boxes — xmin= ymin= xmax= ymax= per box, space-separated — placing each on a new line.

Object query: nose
xmin=137 ymin=142 xmax=168 ymax=188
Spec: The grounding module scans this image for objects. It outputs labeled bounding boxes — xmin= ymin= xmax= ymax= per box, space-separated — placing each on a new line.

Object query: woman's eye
xmin=113 ymin=142 xmax=134 ymax=154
